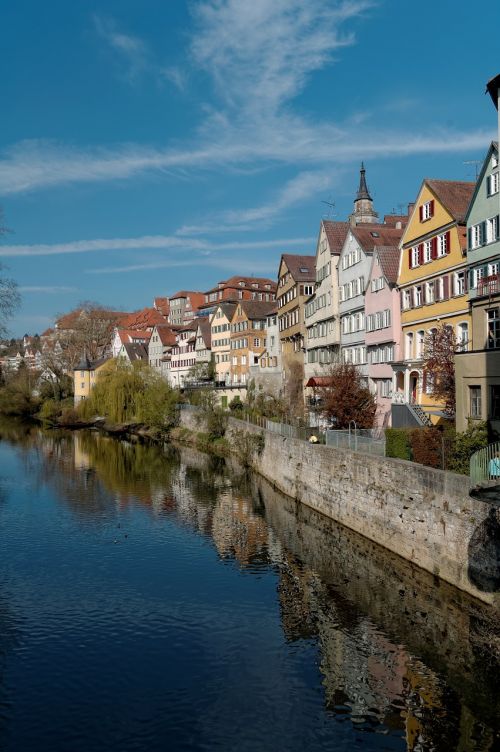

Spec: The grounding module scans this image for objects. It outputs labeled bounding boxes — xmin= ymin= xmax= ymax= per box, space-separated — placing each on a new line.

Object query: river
xmin=0 ymin=422 xmax=498 ymax=751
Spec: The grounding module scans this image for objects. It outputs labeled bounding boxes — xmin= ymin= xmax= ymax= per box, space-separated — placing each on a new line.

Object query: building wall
xmin=338 ymin=232 xmax=372 ymax=375
xmin=455 ymin=349 xmax=500 ymax=433
xmin=210 ymin=307 xmax=232 ymax=385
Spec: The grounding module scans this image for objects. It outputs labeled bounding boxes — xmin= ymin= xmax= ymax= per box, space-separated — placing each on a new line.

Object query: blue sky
xmin=0 ymin=0 xmax=498 ymax=336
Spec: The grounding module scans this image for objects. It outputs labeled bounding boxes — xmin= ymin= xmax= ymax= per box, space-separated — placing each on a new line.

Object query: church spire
xmin=350 ymin=161 xmax=378 ymax=226
xmin=356 ymin=162 xmax=372 ymax=201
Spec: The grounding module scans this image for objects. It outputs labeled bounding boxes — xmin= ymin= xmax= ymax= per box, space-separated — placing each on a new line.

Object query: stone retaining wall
xmin=179 ymin=410 xmax=499 ymax=606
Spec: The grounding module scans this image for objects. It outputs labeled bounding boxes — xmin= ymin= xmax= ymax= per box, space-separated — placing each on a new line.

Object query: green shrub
xmin=448 ymin=421 xmax=488 ymax=475
xmin=385 ymin=428 xmax=411 ymax=460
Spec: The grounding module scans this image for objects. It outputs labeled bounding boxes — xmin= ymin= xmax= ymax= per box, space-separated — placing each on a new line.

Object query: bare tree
xmin=317 ymin=363 xmax=376 ymax=429
xmin=423 ymin=323 xmax=456 ymax=416
xmin=0 ymin=209 xmax=21 ymax=337
xmin=53 ymin=302 xmax=124 ymax=367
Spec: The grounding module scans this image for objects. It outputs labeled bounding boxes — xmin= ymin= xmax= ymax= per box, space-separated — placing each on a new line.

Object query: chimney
xmin=408 ymin=202 xmax=415 ymax=216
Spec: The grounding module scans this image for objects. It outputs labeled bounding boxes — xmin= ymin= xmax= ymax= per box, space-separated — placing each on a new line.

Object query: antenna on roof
xmin=463 ymin=160 xmax=482 ymax=180
xmin=321 ymin=199 xmax=336 ymax=219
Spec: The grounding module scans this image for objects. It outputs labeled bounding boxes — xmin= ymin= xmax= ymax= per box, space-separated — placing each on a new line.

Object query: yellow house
xmin=393 ymin=179 xmax=475 ymax=425
xmin=73 ymin=354 xmax=111 ymax=405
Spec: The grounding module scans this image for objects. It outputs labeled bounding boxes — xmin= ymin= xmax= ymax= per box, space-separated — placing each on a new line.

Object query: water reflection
xmin=0 ymin=422 xmax=498 ymax=751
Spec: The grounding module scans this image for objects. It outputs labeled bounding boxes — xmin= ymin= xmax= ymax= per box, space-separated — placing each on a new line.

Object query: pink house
xmin=365 ymin=246 xmax=402 ymax=429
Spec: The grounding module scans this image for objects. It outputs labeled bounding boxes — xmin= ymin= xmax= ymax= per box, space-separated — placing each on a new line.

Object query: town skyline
xmin=1 ymin=0 xmax=498 ymax=336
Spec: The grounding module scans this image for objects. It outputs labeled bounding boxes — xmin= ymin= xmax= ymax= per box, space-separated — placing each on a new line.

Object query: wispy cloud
xmin=93 ymin=14 xmax=149 ymax=83
xmin=19 ymin=285 xmax=78 ymax=293
xmin=0 ymin=234 xmax=313 ymax=260
xmin=0 ymin=1 xmax=493 ymax=199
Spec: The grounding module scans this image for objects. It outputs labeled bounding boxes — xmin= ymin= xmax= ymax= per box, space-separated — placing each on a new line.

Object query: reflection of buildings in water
xmin=256 ymin=476 xmax=500 ymax=750
xmin=73 ymin=433 xmax=91 ymax=470
xmin=211 ymin=490 xmax=279 ymax=569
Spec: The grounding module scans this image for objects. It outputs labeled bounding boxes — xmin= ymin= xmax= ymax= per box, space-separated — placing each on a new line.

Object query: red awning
xmin=305 ymin=376 xmax=333 ymax=387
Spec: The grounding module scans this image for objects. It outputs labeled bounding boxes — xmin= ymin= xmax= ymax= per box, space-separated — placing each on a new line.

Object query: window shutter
xmin=481 ymin=222 xmax=487 ymax=245
xmin=433 ymin=279 xmax=439 ymax=300
xmin=419 ymin=205 xmax=423 ymax=222
xmin=443 ymin=275 xmax=450 ymax=299
xmin=431 ymin=236 xmax=438 ymax=259
xmin=467 ymin=227 xmax=472 ymax=249
xmin=487 ymin=176 xmax=491 ymax=196
xmin=464 ymin=271 xmax=469 ymax=292
xmin=429 ymin=200 xmax=435 ymax=217
xmin=408 ymin=247 xmax=413 ymax=268
xmin=445 ymin=231 xmax=451 ymax=254
xmin=418 ymin=244 xmax=424 ymax=265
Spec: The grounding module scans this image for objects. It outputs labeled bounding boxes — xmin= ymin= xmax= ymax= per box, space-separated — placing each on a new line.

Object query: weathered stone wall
xmin=179 ymin=410 xmax=499 ymax=605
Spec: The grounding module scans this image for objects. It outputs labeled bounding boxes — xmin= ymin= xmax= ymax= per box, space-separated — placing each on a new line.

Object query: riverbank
xmin=178 ymin=408 xmax=500 ymax=608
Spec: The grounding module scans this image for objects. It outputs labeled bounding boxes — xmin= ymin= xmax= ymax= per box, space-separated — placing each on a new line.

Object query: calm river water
xmin=0 ymin=422 xmax=498 ymax=751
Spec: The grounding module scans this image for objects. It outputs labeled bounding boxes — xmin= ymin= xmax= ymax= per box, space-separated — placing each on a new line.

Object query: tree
xmin=51 ymin=302 xmax=125 ymax=370
xmin=423 ymin=323 xmax=456 ymax=415
xmin=317 ymin=363 xmax=376 ymax=429
xmin=0 ymin=209 xmax=21 ymax=338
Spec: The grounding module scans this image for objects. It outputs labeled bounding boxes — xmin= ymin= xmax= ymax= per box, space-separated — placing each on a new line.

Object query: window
xmin=420 ymin=200 xmax=434 ymax=221
xmin=457 ymin=322 xmax=469 ymax=352
xmin=414 ymin=285 xmax=423 ymax=307
xmin=487 ymin=309 xmax=500 ymax=349
xmin=425 ymin=281 xmax=435 ymax=304
xmin=423 ymin=240 xmax=432 ymax=263
xmin=416 ymin=330 xmax=425 ymax=359
xmin=453 ymin=271 xmax=465 ymax=296
xmin=405 ymin=332 xmax=414 ymax=359
xmin=470 ymin=223 xmax=483 ymax=249
xmin=411 ymin=246 xmax=420 ymax=267
xmin=487 ymin=172 xmax=499 ymax=196
xmin=437 ymin=234 xmax=449 ymax=257
xmin=469 ymin=386 xmax=482 ymax=419
xmin=253 ymin=338 xmax=260 ymax=347
xmin=403 ymin=290 xmax=412 ymax=310
xmin=486 ymin=216 xmax=500 ymax=243
xmin=379 ymin=379 xmax=392 ymax=398
xmin=491 ymin=385 xmax=500 ymax=420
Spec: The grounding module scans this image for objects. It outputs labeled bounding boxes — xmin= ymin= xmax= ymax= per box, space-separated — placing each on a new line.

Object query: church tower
xmin=349 ymin=163 xmax=379 ymax=226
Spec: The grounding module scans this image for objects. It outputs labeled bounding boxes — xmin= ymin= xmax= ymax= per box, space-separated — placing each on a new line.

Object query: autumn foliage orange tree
xmin=423 ymin=323 xmax=456 ymax=416
xmin=317 ymin=363 xmax=376 ymax=429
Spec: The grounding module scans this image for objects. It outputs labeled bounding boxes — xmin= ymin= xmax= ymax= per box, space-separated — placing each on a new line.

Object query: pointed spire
xmin=356 ymin=162 xmax=372 ymax=201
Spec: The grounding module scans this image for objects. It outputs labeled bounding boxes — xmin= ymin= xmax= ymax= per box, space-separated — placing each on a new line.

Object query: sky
xmin=0 ymin=0 xmax=499 ymax=336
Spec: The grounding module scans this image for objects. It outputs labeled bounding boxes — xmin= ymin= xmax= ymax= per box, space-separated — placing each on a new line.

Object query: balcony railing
xmin=469 ymin=274 xmax=500 ymax=299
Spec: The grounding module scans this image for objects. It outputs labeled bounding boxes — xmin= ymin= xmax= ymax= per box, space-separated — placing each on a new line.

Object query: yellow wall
xmin=73 ymin=361 xmax=108 ymax=404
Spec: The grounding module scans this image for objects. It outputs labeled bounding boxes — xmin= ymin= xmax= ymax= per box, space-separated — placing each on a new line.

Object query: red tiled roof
xmin=383 ymin=214 xmax=408 ymax=228
xmin=425 ymin=179 xmax=475 ymax=223
xmin=153 ymin=297 xmax=170 ymax=316
xmin=119 ymin=307 xmax=167 ymax=330
xmin=351 ymin=225 xmax=404 ymax=252
xmin=56 ymin=308 xmax=128 ymax=330
xmin=305 ymin=376 xmax=333 ymax=387
xmin=281 ymin=254 xmax=316 ymax=281
xmin=155 ymin=325 xmax=176 ymax=347
xmin=118 ymin=329 xmax=152 ymax=344
xmin=204 ymin=275 xmax=276 ymax=295
xmin=196 ymin=318 xmax=212 ymax=347
xmin=374 ymin=246 xmax=401 ymax=286
xmin=322 ymin=221 xmax=350 ymax=254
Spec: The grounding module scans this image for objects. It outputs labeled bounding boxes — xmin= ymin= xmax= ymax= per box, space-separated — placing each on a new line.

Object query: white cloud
xmin=0 ymin=233 xmax=313 ymax=260
xmin=19 ymin=286 xmax=78 ymax=293
xmin=0 ymin=1 xmax=494 ymax=199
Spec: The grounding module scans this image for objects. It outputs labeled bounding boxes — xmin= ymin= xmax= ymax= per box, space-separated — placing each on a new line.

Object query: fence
xmin=469 ymin=441 xmax=500 ymax=486
xmin=326 ymin=428 xmax=386 ymax=456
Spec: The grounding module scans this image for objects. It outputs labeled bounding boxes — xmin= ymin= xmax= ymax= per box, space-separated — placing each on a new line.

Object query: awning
xmin=305 ymin=376 xmax=333 ymax=387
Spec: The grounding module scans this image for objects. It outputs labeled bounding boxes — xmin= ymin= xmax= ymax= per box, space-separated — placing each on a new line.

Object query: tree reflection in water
xmin=0 ymin=423 xmax=498 ymax=751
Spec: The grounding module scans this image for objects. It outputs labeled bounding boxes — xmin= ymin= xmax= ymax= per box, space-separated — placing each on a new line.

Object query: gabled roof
xmin=153 ymin=297 xmax=170 ymax=316
xmin=350 ymin=225 xmax=404 ymax=253
xmin=425 ymin=179 xmax=475 ymax=224
xmin=119 ymin=307 xmax=167 ymax=330
xmin=204 ymin=275 xmax=276 ymax=294
xmin=238 ymin=300 xmax=276 ymax=320
xmin=155 ymin=325 xmax=176 ymax=347
xmin=373 ymin=246 xmax=401 ymax=286
xmin=322 ymin=220 xmax=350 ymax=254
xmin=281 ymin=254 xmax=316 ymax=281
xmin=383 ymin=214 xmax=408 ymax=228
xmin=464 ymin=142 xmax=499 ymax=224
xmin=196 ymin=318 xmax=212 ymax=348
xmin=211 ymin=302 xmax=237 ymax=322
xmin=486 ymin=73 xmax=500 ymax=109
xmin=117 ymin=329 xmax=152 ymax=344
xmin=122 ymin=342 xmax=148 ymax=361
xmin=74 ymin=354 xmax=111 ymax=372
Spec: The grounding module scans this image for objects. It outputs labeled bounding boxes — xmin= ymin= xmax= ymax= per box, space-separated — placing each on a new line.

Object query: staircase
xmin=407 ymin=403 xmax=432 ymax=427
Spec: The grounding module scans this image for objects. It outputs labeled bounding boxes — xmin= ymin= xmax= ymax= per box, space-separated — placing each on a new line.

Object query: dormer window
xmin=370 ymin=231 xmax=379 ymax=238
xmin=299 ymin=267 xmax=309 ymax=273
xmin=239 ymin=281 xmax=245 ymax=287
xmin=420 ymin=200 xmax=434 ymax=221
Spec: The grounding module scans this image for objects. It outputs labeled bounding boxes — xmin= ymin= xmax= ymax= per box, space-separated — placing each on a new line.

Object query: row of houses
xmin=73 ymin=74 xmax=500 ymax=434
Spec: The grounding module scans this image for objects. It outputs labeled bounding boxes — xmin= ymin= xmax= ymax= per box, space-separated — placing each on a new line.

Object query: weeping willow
xmin=78 ymin=359 xmax=179 ymax=430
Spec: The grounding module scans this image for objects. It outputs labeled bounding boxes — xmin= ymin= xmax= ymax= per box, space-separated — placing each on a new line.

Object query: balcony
xmin=469 ymin=274 xmax=500 ymax=300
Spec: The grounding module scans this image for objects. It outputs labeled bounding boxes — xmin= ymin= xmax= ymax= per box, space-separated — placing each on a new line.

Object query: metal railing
xmin=325 ymin=428 xmax=386 ymax=456
xmin=470 ymin=441 xmax=500 ymax=486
